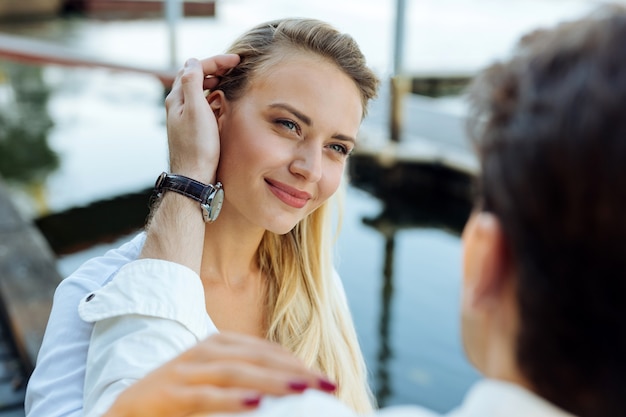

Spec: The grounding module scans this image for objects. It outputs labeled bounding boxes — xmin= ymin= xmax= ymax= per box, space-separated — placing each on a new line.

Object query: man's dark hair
xmin=466 ymin=5 xmax=626 ymax=416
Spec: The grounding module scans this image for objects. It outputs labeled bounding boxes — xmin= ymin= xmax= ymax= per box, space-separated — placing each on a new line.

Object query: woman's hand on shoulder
xmin=102 ymin=332 xmax=337 ymax=417
xmin=165 ymin=55 xmax=239 ymax=183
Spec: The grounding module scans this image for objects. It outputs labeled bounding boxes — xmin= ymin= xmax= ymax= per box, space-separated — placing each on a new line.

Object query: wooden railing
xmin=0 ymin=32 xmax=177 ymax=87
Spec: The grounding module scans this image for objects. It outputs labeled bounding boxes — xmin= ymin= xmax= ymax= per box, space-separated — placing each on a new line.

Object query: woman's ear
xmin=207 ymin=90 xmax=227 ymax=128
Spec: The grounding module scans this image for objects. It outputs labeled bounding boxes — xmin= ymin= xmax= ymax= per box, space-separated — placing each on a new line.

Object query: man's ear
xmin=207 ymin=90 xmax=227 ymax=128
xmin=462 ymin=212 xmax=511 ymax=312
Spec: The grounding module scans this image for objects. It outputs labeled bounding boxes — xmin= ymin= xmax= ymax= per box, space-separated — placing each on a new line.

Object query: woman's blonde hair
xmin=215 ymin=18 xmax=379 ymax=412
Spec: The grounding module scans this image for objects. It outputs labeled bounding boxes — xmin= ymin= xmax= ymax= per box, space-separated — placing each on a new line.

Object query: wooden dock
xmin=349 ymin=138 xmax=476 ymax=235
xmin=0 ymin=178 xmax=62 ymax=417
xmin=0 ymin=310 xmax=28 ymax=417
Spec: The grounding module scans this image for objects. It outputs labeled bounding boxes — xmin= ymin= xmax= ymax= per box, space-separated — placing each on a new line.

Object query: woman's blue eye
xmin=278 ymin=119 xmax=298 ymax=132
xmin=329 ymin=143 xmax=350 ymax=155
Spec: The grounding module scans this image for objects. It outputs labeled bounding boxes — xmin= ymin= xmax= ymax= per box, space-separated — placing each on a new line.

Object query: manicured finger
xmin=175 ymin=359 xmax=333 ymax=396
xmin=179 ymin=386 xmax=263 ymax=415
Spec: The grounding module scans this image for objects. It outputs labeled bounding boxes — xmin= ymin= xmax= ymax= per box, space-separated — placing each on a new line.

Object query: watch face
xmin=202 ymin=187 xmax=224 ymax=223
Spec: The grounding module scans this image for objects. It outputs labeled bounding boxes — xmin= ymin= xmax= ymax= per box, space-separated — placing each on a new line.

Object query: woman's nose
xmin=289 ymin=143 xmax=323 ymax=183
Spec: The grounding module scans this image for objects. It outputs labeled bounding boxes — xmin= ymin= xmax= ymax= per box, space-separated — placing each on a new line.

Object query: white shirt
xmin=24 ymin=232 xmax=146 ymax=417
xmin=79 ymin=259 xmax=576 ymax=417
xmin=79 ymin=259 xmax=218 ymax=417
xmin=24 ymin=233 xmax=352 ymax=417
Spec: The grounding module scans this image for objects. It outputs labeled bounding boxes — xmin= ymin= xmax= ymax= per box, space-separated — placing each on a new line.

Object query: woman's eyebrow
xmin=269 ymin=102 xmax=356 ymax=144
xmin=333 ymin=133 xmax=356 ymax=145
xmin=269 ymin=103 xmax=312 ymax=126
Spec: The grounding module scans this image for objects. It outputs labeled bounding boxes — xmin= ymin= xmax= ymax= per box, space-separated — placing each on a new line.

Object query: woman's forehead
xmin=253 ymin=49 xmax=329 ymax=77
xmin=249 ymin=53 xmax=362 ymax=105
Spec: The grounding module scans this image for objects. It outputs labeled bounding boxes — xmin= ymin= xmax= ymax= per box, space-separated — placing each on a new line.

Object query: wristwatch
xmin=154 ymin=172 xmax=224 ymax=223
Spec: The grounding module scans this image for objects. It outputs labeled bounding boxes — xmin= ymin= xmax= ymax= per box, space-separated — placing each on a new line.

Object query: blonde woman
xmin=26 ymin=18 xmax=379 ymax=417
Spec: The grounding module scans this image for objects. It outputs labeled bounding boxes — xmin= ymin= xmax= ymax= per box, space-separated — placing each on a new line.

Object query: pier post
xmin=165 ymin=0 xmax=184 ymax=69
xmin=389 ymin=0 xmax=408 ymax=142
xmin=390 ymin=75 xmax=410 ymax=142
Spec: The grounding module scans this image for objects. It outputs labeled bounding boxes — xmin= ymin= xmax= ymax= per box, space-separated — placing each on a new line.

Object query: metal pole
xmin=392 ymin=0 xmax=406 ymax=76
xmin=165 ymin=0 xmax=184 ymax=69
xmin=389 ymin=0 xmax=408 ymax=142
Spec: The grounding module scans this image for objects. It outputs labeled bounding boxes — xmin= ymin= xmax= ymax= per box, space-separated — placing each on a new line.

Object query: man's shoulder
xmin=376 ymin=405 xmax=442 ymax=417
xmin=221 ymin=390 xmax=442 ymax=417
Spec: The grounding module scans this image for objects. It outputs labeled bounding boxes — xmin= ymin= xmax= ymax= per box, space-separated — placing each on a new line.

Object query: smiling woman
xmin=212 ymin=55 xmax=362 ymax=233
xmin=25 ymin=17 xmax=380 ymax=417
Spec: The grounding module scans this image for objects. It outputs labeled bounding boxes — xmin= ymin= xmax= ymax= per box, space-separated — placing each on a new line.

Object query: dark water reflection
xmin=336 ymin=185 xmax=480 ymax=411
xmin=1 ymin=57 xmax=480 ymax=412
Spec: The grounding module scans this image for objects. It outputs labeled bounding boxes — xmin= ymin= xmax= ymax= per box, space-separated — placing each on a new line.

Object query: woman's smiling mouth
xmin=265 ymin=179 xmax=312 ymax=209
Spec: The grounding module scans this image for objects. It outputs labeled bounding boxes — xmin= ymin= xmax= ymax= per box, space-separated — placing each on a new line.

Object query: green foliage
xmin=0 ymin=62 xmax=59 ymax=183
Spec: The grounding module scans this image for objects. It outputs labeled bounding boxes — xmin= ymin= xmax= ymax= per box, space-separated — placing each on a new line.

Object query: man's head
xmin=461 ymin=5 xmax=626 ymax=416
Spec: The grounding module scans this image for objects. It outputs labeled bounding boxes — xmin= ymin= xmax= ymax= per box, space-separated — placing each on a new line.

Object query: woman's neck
xmin=199 ymin=210 xmax=265 ymax=288
xmin=199 ymin=217 xmax=268 ymax=337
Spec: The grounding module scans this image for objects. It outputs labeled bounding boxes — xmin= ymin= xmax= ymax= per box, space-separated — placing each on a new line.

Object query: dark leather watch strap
xmin=154 ymin=172 xmax=216 ymax=204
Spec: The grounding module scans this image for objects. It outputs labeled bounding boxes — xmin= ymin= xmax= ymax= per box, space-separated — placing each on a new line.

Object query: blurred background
xmin=0 ymin=0 xmax=612 ymax=415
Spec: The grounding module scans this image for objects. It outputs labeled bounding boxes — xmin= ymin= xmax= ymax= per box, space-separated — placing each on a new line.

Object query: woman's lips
xmin=265 ymin=179 xmax=311 ymax=209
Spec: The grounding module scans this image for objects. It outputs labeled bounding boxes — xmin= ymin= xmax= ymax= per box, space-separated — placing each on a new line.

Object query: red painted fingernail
xmin=288 ymin=381 xmax=308 ymax=392
xmin=318 ymin=378 xmax=337 ymax=392
xmin=242 ymin=396 xmax=261 ymax=407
